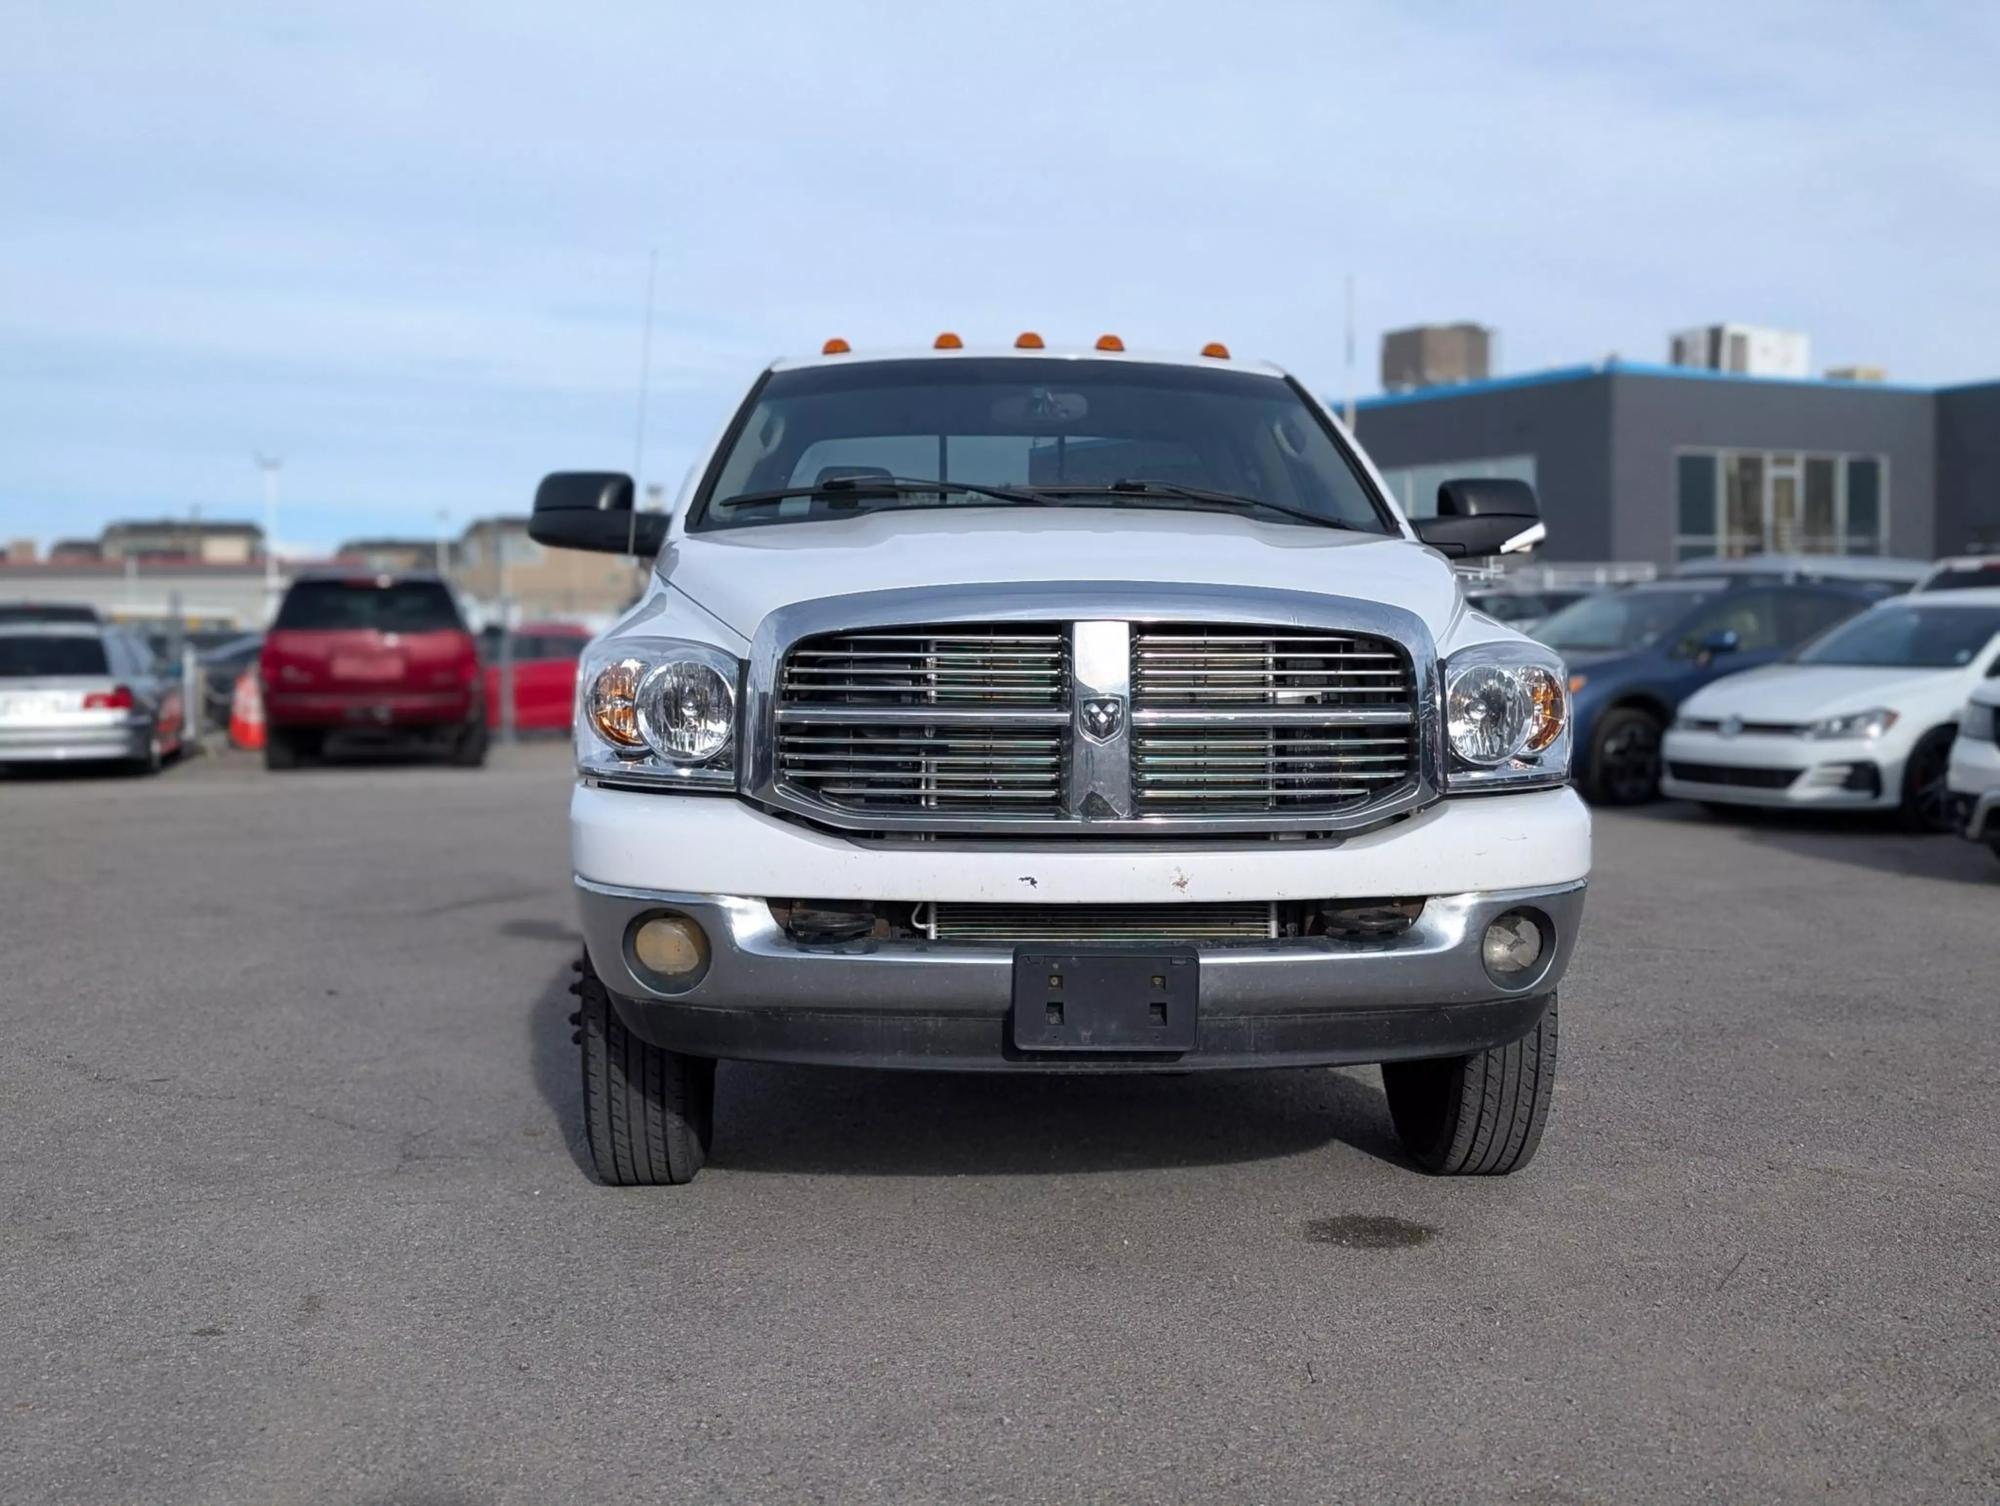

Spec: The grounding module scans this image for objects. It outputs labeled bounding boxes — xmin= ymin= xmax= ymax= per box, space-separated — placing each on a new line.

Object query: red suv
xmin=260 ymin=573 xmax=486 ymax=769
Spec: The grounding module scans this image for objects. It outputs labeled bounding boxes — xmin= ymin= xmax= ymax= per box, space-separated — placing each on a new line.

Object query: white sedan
xmin=1661 ymin=588 xmax=2000 ymax=829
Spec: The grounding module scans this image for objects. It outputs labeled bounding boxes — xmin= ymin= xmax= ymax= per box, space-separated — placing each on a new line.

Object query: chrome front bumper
xmin=574 ymin=878 xmax=1587 ymax=1072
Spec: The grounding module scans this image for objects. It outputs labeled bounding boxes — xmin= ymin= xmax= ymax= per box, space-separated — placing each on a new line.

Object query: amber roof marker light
xmin=1200 ymin=341 xmax=1231 ymax=359
xmin=821 ymin=337 xmax=851 ymax=355
xmin=1014 ymin=331 xmax=1045 ymax=349
xmin=933 ymin=332 xmax=963 ymax=350
xmin=1095 ymin=334 xmax=1125 ymax=352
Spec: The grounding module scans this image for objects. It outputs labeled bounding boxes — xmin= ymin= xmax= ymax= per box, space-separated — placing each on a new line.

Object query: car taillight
xmin=84 ymin=686 xmax=135 ymax=710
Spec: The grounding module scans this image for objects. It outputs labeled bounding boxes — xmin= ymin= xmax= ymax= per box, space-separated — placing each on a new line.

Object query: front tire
xmin=1898 ymin=727 xmax=1957 ymax=833
xmin=575 ymin=950 xmax=714 ymax=1186
xmin=1582 ymin=708 xmax=1663 ymax=805
xmin=1382 ymin=996 xmax=1558 ymax=1175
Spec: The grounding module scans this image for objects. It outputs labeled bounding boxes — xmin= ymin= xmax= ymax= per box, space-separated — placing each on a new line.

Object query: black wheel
xmin=263 ymin=729 xmax=301 ymax=771
xmin=575 ymin=949 xmax=714 ymax=1186
xmin=1898 ymin=727 xmax=1957 ymax=833
xmin=127 ymin=731 xmax=164 ymax=776
xmin=449 ymin=712 xmax=489 ymax=768
xmin=1382 ymin=996 xmax=1558 ymax=1175
xmin=1583 ymin=707 xmax=1663 ymax=805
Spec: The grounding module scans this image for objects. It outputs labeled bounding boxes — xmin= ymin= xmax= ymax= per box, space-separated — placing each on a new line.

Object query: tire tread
xmin=1383 ymin=996 xmax=1559 ymax=1176
xmin=575 ymin=951 xmax=712 ymax=1186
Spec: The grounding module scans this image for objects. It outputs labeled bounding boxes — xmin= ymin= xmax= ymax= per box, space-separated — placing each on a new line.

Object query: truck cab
xmin=533 ymin=339 xmax=1590 ymax=1185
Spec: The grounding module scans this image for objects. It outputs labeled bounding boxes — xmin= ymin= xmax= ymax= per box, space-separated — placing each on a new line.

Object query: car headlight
xmin=1805 ymin=707 xmax=1898 ymax=741
xmin=577 ymin=637 xmax=739 ymax=790
xmin=1443 ymin=642 xmax=1570 ymax=791
xmin=1962 ymin=701 xmax=1996 ymax=741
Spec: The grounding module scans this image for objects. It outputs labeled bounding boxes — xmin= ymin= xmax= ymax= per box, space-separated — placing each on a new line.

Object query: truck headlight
xmin=1442 ymin=643 xmax=1570 ymax=791
xmin=1805 ymin=707 xmax=1897 ymax=741
xmin=578 ymin=638 xmax=740 ymax=790
xmin=637 ymin=660 xmax=735 ymax=761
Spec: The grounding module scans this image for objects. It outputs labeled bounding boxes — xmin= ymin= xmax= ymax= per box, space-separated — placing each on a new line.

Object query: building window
xmin=1846 ymin=458 xmax=1881 ymax=555
xmin=1674 ymin=448 xmax=1887 ymax=562
xmin=1376 ymin=453 xmax=1536 ymax=519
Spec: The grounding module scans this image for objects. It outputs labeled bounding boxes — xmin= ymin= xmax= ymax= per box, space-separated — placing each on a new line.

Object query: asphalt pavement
xmin=3 ymin=744 xmax=1996 ymax=1505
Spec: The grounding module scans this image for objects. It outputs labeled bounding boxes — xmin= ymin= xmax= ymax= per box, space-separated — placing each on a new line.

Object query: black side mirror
xmin=529 ymin=471 xmax=669 ymax=556
xmin=1412 ymin=477 xmax=1545 ymax=558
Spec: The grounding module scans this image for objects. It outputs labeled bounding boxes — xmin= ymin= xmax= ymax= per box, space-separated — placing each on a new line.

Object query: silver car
xmin=0 ymin=622 xmax=186 ymax=773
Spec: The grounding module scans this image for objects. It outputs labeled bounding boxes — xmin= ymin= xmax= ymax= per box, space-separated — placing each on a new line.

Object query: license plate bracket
xmin=1011 ymin=947 xmax=1198 ymax=1053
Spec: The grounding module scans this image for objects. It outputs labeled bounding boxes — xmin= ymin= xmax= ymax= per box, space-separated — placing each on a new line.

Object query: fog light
xmin=630 ymin=912 xmax=709 ymax=990
xmin=1481 ymin=910 xmax=1545 ymax=982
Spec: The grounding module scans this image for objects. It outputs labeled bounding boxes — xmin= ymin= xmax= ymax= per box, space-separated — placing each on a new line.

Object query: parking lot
xmin=3 ymin=743 xmax=1996 ymax=1505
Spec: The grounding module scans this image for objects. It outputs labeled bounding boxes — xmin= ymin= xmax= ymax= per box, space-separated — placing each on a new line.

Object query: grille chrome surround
xmin=928 ymin=902 xmax=1276 ymax=941
xmin=1131 ymin=625 xmax=1416 ymax=812
xmin=748 ymin=585 xmax=1442 ymax=837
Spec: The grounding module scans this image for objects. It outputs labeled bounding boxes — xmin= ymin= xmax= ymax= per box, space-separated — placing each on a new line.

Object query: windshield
xmin=1797 ymin=605 xmax=2000 ymax=668
xmin=1533 ymin=587 xmax=1715 ymax=653
xmin=273 ymin=580 xmax=463 ymax=632
xmin=0 ymin=635 xmax=109 ymax=677
xmin=690 ymin=358 xmax=1391 ymax=533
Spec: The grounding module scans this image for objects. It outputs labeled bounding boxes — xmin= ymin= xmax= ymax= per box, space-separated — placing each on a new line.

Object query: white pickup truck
xmin=530 ymin=338 xmax=1590 ymax=1185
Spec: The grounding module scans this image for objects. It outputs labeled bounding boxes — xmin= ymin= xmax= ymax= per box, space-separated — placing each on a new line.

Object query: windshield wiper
xmin=1023 ymin=478 xmax=1357 ymax=532
xmin=712 ymin=476 xmax=1054 ymax=512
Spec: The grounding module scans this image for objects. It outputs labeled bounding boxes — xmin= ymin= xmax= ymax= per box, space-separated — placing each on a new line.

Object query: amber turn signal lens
xmin=1524 ymin=667 xmax=1566 ymax=753
xmin=1095 ymin=334 xmax=1124 ymax=351
xmin=1014 ymin=331 xmax=1045 ymax=349
xmin=1200 ymin=341 xmax=1230 ymax=359
xmin=821 ymin=337 xmax=850 ymax=355
xmin=586 ymin=659 xmax=647 ymax=749
xmin=933 ymin=332 xmax=963 ymax=349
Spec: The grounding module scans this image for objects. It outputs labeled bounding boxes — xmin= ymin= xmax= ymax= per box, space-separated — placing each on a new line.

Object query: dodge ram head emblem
xmin=1079 ymin=696 xmax=1125 ymax=742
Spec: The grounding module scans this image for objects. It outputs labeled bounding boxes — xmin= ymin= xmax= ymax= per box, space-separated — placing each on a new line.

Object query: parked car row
xmin=1517 ymin=567 xmax=2000 ymax=858
xmin=2 ymin=584 xmax=597 ymax=776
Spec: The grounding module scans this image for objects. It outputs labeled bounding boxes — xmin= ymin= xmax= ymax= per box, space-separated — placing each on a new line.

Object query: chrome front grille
xmin=775 ymin=625 xmax=1069 ymax=813
xmin=1130 ymin=626 xmax=1416 ymax=812
xmin=765 ymin=610 xmax=1430 ymax=834
xmin=928 ymin=902 xmax=1276 ymax=941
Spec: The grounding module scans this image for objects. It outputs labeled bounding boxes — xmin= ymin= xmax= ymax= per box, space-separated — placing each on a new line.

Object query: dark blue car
xmin=1531 ymin=580 xmax=1875 ymax=803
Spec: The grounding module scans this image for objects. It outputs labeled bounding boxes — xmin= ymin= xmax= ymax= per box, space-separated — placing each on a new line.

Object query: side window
xmin=1675 ymin=592 xmax=1783 ymax=654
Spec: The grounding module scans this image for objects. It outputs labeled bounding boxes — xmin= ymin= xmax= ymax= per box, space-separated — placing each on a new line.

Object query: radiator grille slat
xmin=1130 ymin=626 xmax=1416 ymax=814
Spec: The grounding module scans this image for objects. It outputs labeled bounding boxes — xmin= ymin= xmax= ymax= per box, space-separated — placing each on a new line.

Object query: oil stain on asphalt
xmin=1303 ymin=1215 xmax=1437 ymax=1249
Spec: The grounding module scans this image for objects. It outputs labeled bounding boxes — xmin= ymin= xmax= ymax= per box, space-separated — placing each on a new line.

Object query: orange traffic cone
xmin=229 ymin=670 xmax=266 ymax=750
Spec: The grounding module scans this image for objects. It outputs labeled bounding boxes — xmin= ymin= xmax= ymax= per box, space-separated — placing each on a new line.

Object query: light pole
xmin=254 ymin=453 xmax=283 ymax=616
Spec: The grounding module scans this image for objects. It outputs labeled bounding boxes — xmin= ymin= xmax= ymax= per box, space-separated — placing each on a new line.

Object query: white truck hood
xmin=662 ymin=508 xmax=1461 ymax=640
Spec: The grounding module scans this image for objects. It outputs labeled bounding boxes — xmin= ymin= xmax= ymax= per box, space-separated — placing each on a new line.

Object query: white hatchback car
xmin=1661 ymin=588 xmax=2000 ymax=829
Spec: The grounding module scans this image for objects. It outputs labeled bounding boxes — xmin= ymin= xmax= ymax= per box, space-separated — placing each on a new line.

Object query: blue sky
xmin=3 ymin=1 xmax=1996 ymax=553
